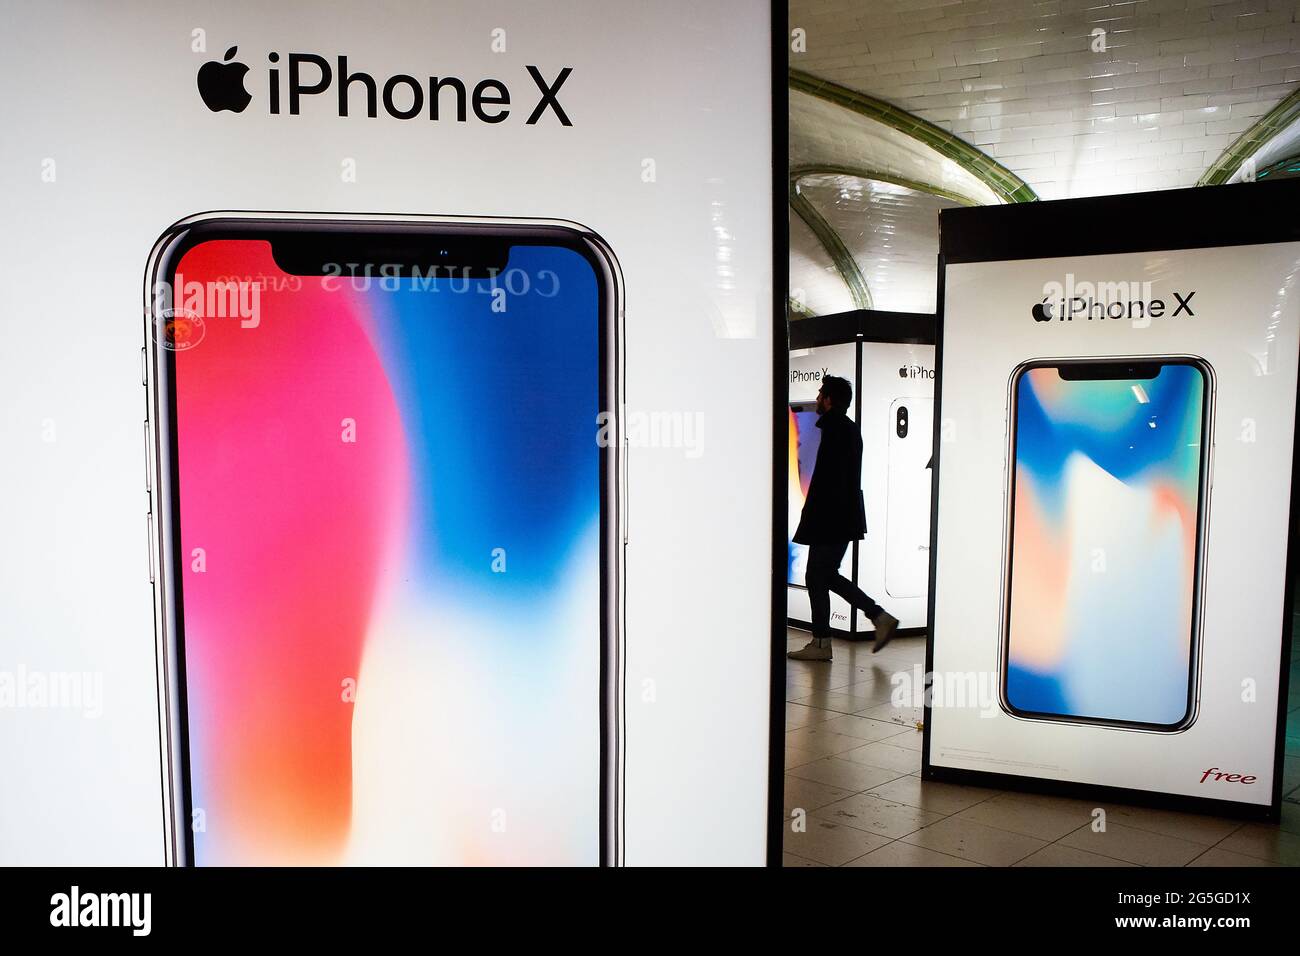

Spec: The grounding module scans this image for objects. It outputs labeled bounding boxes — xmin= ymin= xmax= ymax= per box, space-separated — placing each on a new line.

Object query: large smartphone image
xmin=884 ymin=397 xmax=933 ymax=599
xmin=787 ymin=402 xmax=821 ymax=586
xmin=1000 ymin=357 xmax=1213 ymax=732
xmin=143 ymin=213 xmax=623 ymax=865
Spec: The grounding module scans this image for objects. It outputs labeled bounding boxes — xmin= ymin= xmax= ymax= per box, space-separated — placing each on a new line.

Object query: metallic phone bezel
xmin=142 ymin=210 xmax=626 ymax=865
xmin=995 ymin=354 xmax=1215 ymax=734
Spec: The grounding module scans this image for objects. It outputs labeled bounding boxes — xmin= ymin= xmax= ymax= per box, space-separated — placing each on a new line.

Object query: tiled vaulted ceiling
xmin=791 ymin=0 xmax=1300 ymax=198
xmin=788 ymin=0 xmax=1300 ymax=318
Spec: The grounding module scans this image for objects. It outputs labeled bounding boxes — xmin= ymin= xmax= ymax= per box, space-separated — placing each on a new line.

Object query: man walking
xmin=789 ymin=375 xmax=899 ymax=661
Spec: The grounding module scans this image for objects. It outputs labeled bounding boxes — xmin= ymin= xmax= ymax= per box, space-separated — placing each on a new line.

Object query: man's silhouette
xmin=789 ymin=375 xmax=899 ymax=662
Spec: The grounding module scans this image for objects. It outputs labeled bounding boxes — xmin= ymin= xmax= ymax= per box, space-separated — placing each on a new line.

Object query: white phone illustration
xmin=884 ymin=397 xmax=933 ymax=599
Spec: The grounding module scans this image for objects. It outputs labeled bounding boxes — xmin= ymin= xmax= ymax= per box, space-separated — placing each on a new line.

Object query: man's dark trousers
xmin=806 ymin=541 xmax=883 ymax=638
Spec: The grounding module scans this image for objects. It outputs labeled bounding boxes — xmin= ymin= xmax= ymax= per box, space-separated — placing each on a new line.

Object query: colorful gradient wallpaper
xmin=170 ymin=238 xmax=603 ymax=864
xmin=787 ymin=407 xmax=821 ymax=585
xmin=1005 ymin=363 xmax=1207 ymax=728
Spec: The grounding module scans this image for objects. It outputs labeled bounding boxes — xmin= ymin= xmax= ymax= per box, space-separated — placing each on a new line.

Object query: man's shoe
xmin=787 ymin=638 xmax=832 ymax=662
xmin=871 ymin=612 xmax=899 ymax=653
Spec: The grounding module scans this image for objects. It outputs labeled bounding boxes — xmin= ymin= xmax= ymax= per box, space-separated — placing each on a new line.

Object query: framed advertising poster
xmin=925 ymin=180 xmax=1300 ymax=820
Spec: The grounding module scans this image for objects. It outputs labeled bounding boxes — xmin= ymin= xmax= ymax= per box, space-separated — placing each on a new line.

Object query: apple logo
xmin=898 ymin=366 xmax=908 ymax=378
xmin=1032 ymin=297 xmax=1053 ymax=322
xmin=197 ymin=46 xmax=251 ymax=113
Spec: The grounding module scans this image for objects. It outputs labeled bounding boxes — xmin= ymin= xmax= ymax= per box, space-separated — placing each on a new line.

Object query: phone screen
xmin=163 ymin=235 xmax=607 ymax=864
xmin=1004 ymin=361 xmax=1209 ymax=729
xmin=787 ymin=405 xmax=821 ymax=586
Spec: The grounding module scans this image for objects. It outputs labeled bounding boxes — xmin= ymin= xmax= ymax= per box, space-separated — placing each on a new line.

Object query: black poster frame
xmin=765 ymin=0 xmax=790 ymax=868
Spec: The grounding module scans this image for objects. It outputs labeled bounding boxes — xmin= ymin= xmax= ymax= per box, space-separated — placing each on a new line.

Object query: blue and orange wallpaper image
xmin=787 ymin=407 xmax=821 ymax=585
xmin=1005 ymin=363 xmax=1207 ymax=728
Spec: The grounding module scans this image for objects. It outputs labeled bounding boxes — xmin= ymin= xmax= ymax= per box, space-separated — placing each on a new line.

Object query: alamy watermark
xmin=597 ymin=409 xmax=705 ymax=459
xmin=1034 ymin=274 xmax=1195 ymax=329
xmin=892 ymin=664 xmax=999 ymax=718
xmin=0 ymin=665 xmax=103 ymax=718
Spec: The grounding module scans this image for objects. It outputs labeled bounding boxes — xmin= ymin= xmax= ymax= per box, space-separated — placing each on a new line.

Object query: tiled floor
xmin=781 ymin=627 xmax=1300 ymax=867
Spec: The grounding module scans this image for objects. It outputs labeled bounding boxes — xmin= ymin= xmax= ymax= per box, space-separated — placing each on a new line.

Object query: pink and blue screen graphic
xmin=787 ymin=408 xmax=821 ymax=585
xmin=172 ymin=238 xmax=602 ymax=864
xmin=1006 ymin=363 xmax=1206 ymax=728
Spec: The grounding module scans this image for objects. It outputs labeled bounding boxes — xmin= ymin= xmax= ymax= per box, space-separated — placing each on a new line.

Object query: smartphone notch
xmin=269 ymin=231 xmax=511 ymax=279
xmin=1056 ymin=360 xmax=1161 ymax=381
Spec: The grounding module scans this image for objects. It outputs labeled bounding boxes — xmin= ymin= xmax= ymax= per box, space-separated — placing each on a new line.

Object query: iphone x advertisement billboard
xmin=0 ymin=0 xmax=777 ymax=865
xmin=925 ymin=182 xmax=1300 ymax=816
